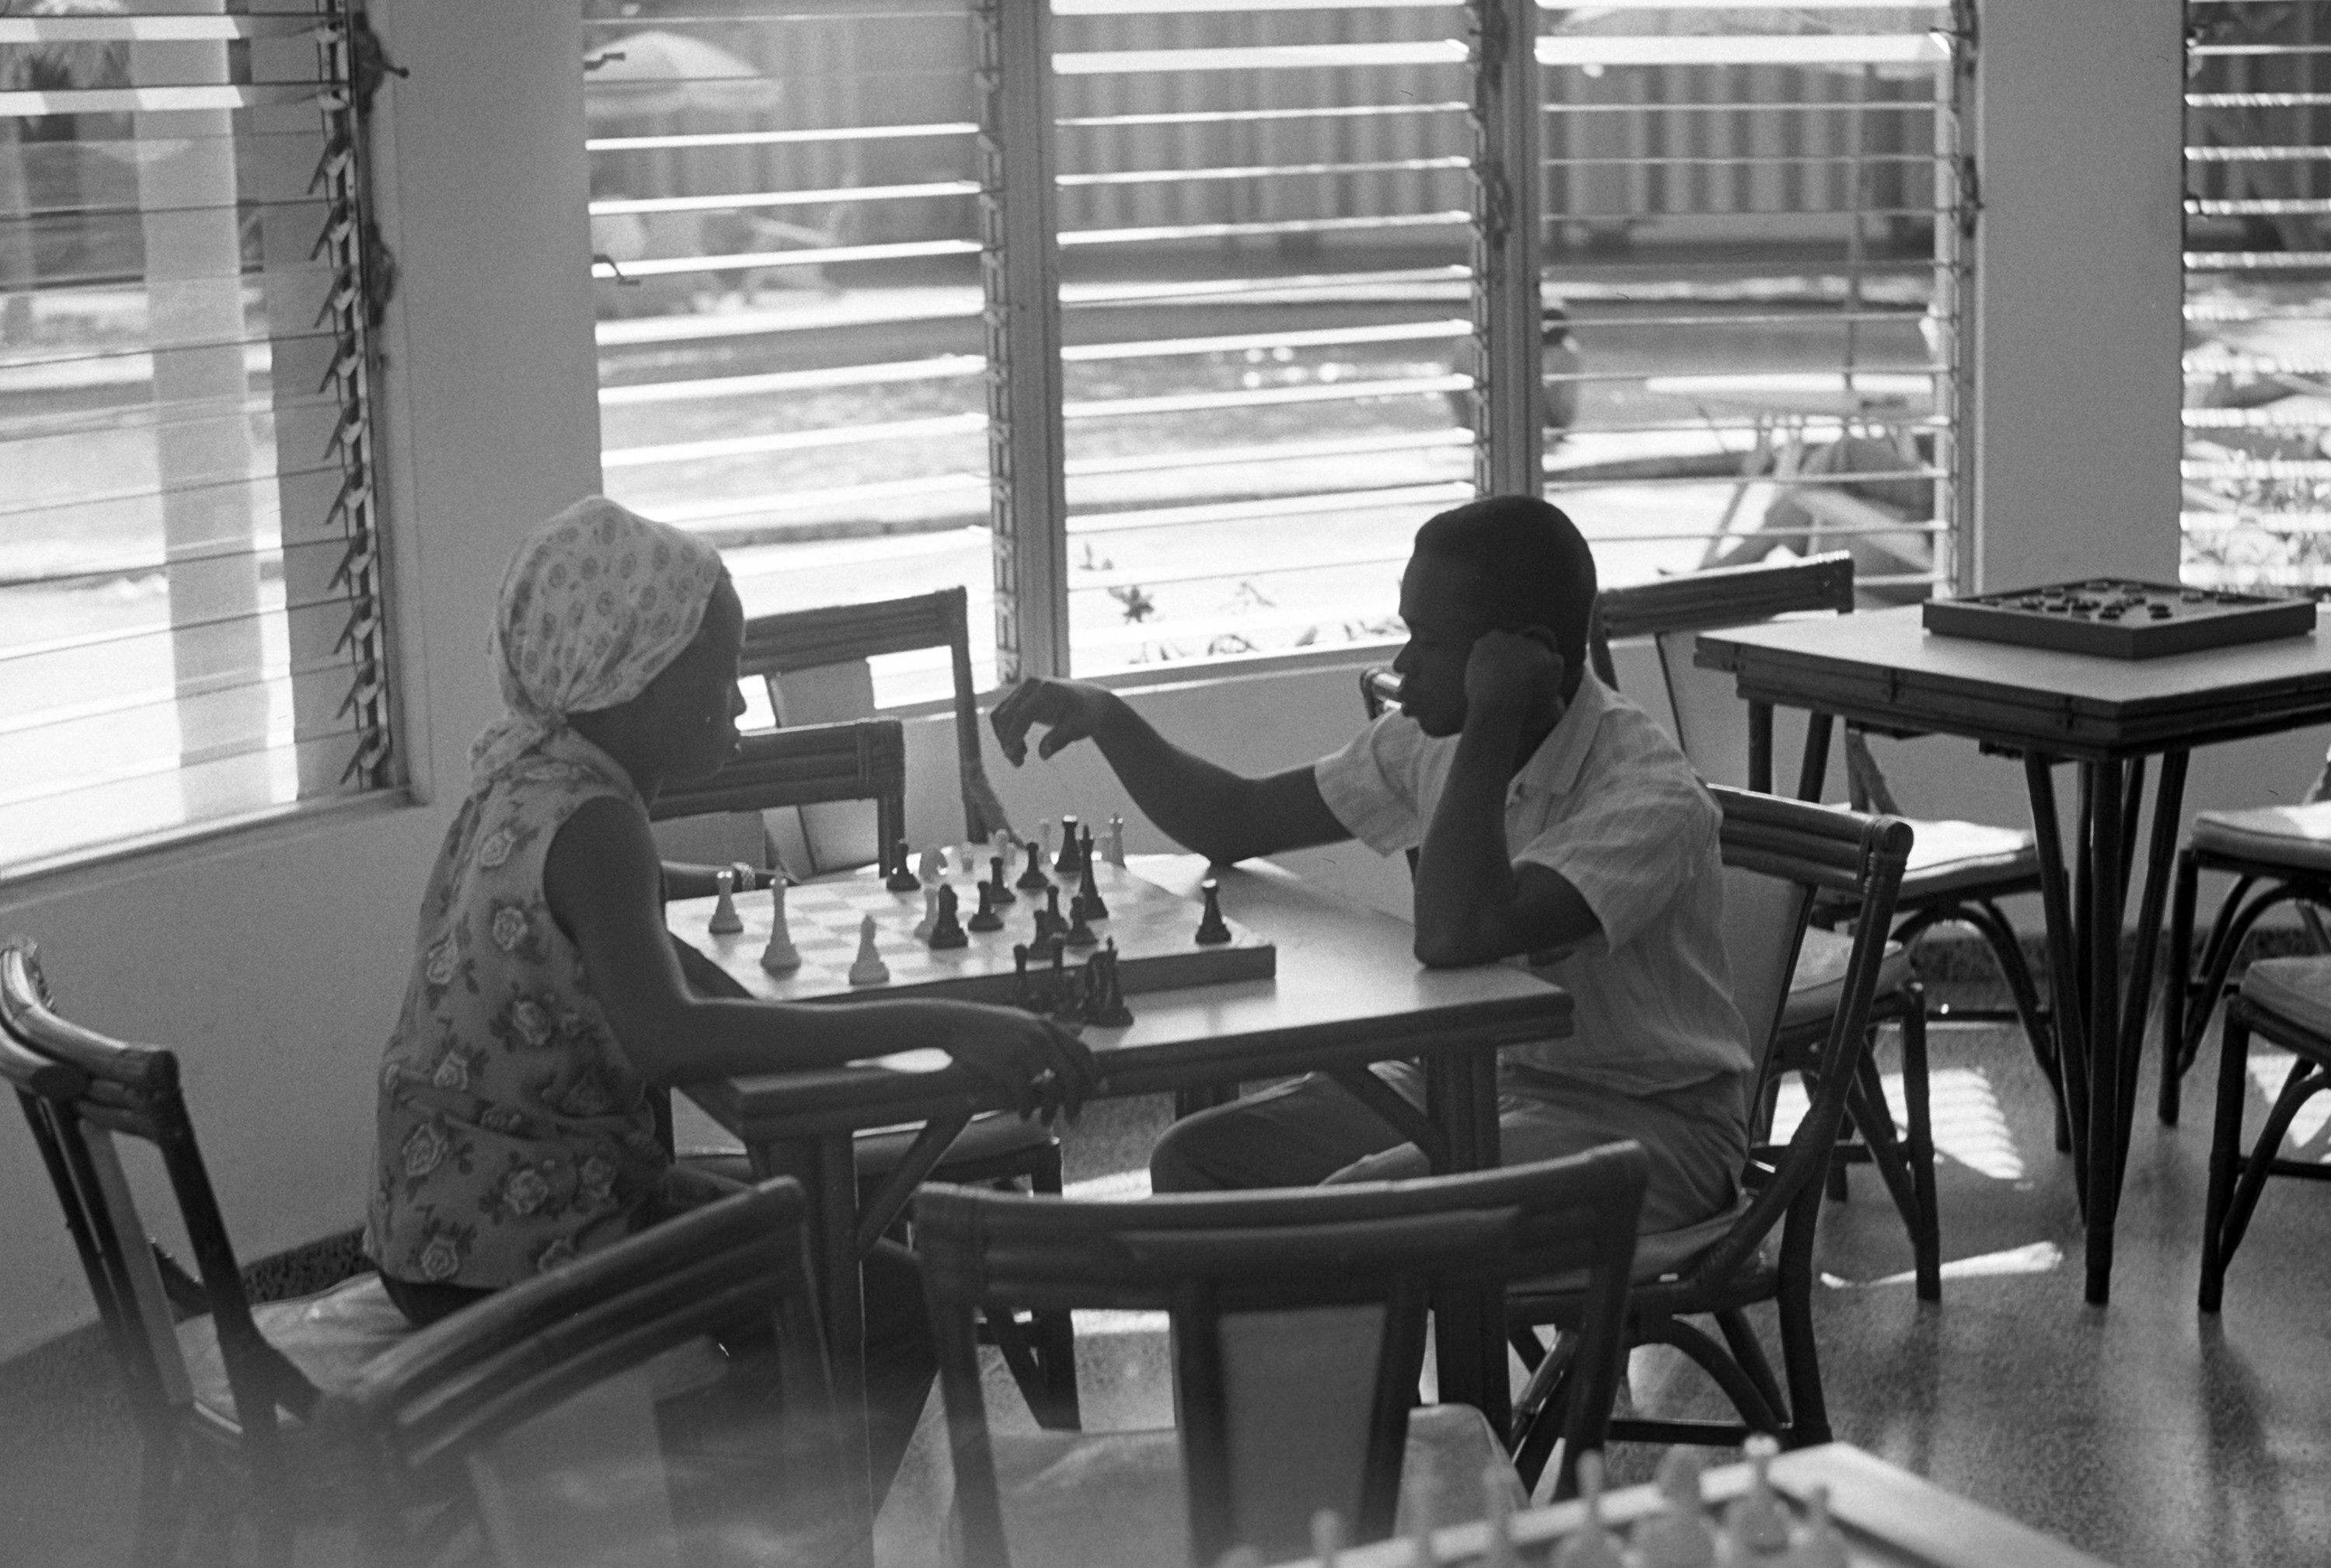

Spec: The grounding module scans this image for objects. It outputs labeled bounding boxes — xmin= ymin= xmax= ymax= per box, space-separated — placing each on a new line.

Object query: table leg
xmin=2114 ymin=751 xmax=2188 ymax=1196
xmin=1423 ymin=1044 xmax=1508 ymax=1437
xmin=1796 ymin=713 xmax=1834 ymax=803
xmin=2022 ymin=754 xmax=2089 ymax=1197
xmin=2081 ymin=761 xmax=2127 ymax=1304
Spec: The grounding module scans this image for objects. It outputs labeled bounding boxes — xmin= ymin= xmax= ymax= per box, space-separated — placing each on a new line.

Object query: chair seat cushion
xmin=2192 ymin=801 xmax=2331 ymax=874
xmin=2239 ymin=955 xmax=2331 ymax=1042
xmin=1895 ymin=817 xmax=2037 ymax=897
xmin=1513 ymin=1195 xmax=1756 ymax=1301
xmin=1781 ymin=927 xmax=1913 ymax=1031
xmin=894 ymin=1404 xmax=1518 ymax=1568
xmin=181 ymin=1273 xmax=413 ymax=1427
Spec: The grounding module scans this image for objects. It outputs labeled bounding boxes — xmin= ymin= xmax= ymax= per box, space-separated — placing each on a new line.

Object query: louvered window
xmin=0 ymin=0 xmax=395 ymax=880
xmin=2183 ymin=0 xmax=2331 ymax=590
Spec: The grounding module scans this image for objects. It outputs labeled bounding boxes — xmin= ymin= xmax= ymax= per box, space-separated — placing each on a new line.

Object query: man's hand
xmin=1463 ymin=627 xmax=1565 ymax=727
xmin=990 ymin=678 xmax=1119 ymax=765
xmin=944 ymin=1005 xmax=1100 ymax=1122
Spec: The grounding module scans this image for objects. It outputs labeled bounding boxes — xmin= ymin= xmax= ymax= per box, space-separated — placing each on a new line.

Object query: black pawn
xmin=1194 ymin=877 xmax=1232 ymax=945
xmin=1048 ymin=943 xmax=1081 ymax=1023
xmin=1011 ymin=943 xmax=1035 ymax=1011
xmin=929 ymin=884 xmax=968 ymax=950
xmin=988 ymin=854 xmax=1017 ymax=906
xmin=1064 ymin=894 xmax=1098 ymax=949
xmin=883 ymin=838 xmax=919 ymax=894
xmin=1016 ymin=841 xmax=1052 ymax=892
xmin=967 ymin=880 xmax=1004 ymax=933
xmin=1076 ymin=851 xmax=1107 ymax=922
xmin=1091 ymin=942 xmax=1133 ymax=1028
xmin=1055 ymin=813 xmax=1082 ymax=874
xmin=1034 ymin=885 xmax=1063 ymax=942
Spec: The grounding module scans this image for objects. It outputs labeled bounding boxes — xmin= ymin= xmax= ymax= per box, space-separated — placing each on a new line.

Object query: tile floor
xmin=4 ymin=984 xmax=2328 ymax=1565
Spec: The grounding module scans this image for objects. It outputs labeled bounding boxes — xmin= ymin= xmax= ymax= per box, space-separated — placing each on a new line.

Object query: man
xmin=988 ymin=496 xmax=1750 ymax=1231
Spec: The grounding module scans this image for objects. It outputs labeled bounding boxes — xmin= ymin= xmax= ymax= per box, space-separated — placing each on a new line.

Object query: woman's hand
xmin=944 ymin=1005 xmax=1100 ymax=1122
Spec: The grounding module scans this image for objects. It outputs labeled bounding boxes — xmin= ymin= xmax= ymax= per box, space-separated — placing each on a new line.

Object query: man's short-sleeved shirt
xmin=1313 ymin=672 xmax=1752 ymax=1096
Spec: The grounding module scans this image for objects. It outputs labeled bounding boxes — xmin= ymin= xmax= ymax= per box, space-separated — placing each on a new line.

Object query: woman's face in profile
xmin=646 ymin=575 xmax=747 ymax=780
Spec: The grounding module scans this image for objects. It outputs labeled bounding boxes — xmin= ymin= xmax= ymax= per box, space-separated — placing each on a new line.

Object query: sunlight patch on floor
xmin=2245 ymin=1049 xmax=2331 ymax=1157
xmin=1823 ymin=1240 xmax=2063 ymax=1290
xmin=1768 ymin=1066 xmax=2025 ymax=1181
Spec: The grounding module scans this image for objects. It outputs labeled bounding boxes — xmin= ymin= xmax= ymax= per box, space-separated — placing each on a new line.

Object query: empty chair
xmin=0 ymin=936 xmax=415 ymax=1565
xmin=1507 ymin=788 xmax=1915 ymax=1476
xmin=2197 ymin=957 xmax=2331 ymax=1312
xmin=912 ymin=1148 xmax=1648 ymax=1568
xmin=322 ymin=1176 xmax=858 ymax=1568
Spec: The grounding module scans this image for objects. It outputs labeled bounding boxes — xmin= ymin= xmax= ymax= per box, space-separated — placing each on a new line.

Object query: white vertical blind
xmin=0 ymin=0 xmax=395 ymax=879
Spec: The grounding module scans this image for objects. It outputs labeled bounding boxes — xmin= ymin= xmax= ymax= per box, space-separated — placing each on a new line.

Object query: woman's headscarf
xmin=469 ymin=497 xmax=727 ymax=789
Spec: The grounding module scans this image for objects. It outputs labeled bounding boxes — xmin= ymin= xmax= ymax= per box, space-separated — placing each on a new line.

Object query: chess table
xmin=1277 ymin=1444 xmax=2113 ymax=1568
xmin=671 ymin=854 xmax=1573 ymax=1534
xmin=1696 ymin=601 xmax=2331 ymax=1305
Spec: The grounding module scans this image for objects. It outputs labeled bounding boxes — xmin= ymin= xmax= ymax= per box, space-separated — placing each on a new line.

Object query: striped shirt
xmin=1313 ymin=671 xmax=1751 ymax=1096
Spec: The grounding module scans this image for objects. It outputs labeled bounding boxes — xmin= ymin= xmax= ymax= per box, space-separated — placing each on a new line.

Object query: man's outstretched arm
xmin=990 ymin=678 xmax=1350 ymax=864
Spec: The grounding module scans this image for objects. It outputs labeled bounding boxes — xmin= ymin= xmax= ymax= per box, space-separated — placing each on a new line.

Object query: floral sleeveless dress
xmin=363 ymin=730 xmax=670 ymax=1287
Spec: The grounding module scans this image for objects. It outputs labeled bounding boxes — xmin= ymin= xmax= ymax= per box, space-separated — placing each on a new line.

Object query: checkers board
xmin=1922 ymin=577 xmax=2315 ymax=660
xmin=669 ymin=859 xmax=1274 ymax=1012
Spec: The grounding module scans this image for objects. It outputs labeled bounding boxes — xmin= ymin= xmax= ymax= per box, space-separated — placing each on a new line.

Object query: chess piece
xmin=1402 ymin=1473 xmax=1438 ymax=1568
xmin=847 ymin=915 xmax=889 ymax=986
xmin=1040 ymin=818 xmax=1054 ymax=863
xmin=1064 ymin=894 xmax=1098 ymax=949
xmin=967 ymin=880 xmax=1005 ymax=933
xmin=1055 ymin=813 xmax=1081 ymax=874
xmin=1788 ymin=1486 xmax=1847 ymax=1568
xmin=1034 ymin=885 xmax=1064 ymax=943
xmin=1106 ymin=814 xmax=1126 ymax=867
xmin=1078 ymin=824 xmax=1096 ymax=879
xmin=914 ymin=886 xmax=939 ymax=942
xmin=1215 ymin=1551 xmax=1263 ymax=1568
xmin=1194 ymin=877 xmax=1232 ymax=945
xmin=1632 ymin=1448 xmax=1715 ymax=1568
xmin=1551 ymin=1452 xmax=1625 ymax=1568
xmin=1047 ymin=942 xmax=1078 ymax=1022
xmin=1309 ymin=1510 xmax=1344 ymax=1568
xmin=1077 ymin=844 xmax=1108 ymax=921
xmin=1016 ymin=842 xmax=1051 ymax=892
xmin=1723 ymin=1436 xmax=1791 ymax=1557
xmin=988 ymin=854 xmax=1018 ymax=906
xmin=1481 ymin=1464 xmax=1518 ymax=1568
xmin=929 ymin=884 xmax=968 ymax=950
xmin=707 ymin=869 xmax=743 ymax=935
xmin=759 ymin=882 xmax=802 ymax=974
xmin=1011 ymin=943 xmax=1036 ymax=1011
xmin=917 ymin=847 xmax=944 ymax=886
xmin=884 ymin=838 xmax=919 ymax=894
xmin=1087 ymin=942 xmax=1133 ymax=1027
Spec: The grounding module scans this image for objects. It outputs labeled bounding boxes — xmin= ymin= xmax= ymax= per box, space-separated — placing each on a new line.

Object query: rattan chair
xmin=911 ymin=1148 xmax=1649 ymax=1568
xmin=2197 ymin=957 xmax=2331 ymax=1312
xmin=0 ymin=936 xmax=414 ymax=1566
xmin=1506 ymin=788 xmax=1914 ymax=1477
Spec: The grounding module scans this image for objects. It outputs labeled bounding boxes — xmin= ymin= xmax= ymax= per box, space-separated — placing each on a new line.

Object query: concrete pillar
xmin=1972 ymin=0 xmax=2185 ymax=591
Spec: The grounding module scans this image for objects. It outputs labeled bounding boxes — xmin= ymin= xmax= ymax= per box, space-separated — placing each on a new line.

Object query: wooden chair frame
xmin=1505 ymin=789 xmax=1913 ymax=1471
xmin=2159 ymin=841 xmax=2331 ymax=1127
xmin=0 ymin=936 xmax=326 ymax=1564
xmin=2197 ymin=990 xmax=2331 ymax=1312
xmin=914 ymin=1148 xmax=1649 ymax=1568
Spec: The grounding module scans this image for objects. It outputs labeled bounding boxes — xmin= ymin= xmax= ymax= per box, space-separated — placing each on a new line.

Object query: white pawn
xmin=914 ymin=885 xmax=940 ymax=942
xmin=707 ymin=868 xmax=743 ymax=935
xmin=847 ymin=915 xmax=890 ymax=986
xmin=1785 ymin=1485 xmax=1846 ymax=1568
xmin=1481 ymin=1465 xmax=1518 ymax=1568
xmin=1106 ymin=813 xmax=1127 ymax=867
xmin=1633 ymin=1448 xmax=1716 ymax=1568
xmin=1723 ymin=1435 xmax=1790 ymax=1558
xmin=1309 ymin=1510 xmax=1343 ymax=1568
xmin=759 ymin=882 xmax=801 ymax=974
xmin=1402 ymin=1474 xmax=1438 ymax=1568
xmin=916 ymin=847 xmax=944 ymax=886
xmin=1551 ymin=1452 xmax=1624 ymax=1568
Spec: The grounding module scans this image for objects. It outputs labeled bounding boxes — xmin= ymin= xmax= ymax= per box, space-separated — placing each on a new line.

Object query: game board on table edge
xmin=671 ymin=859 xmax=1274 ymax=1011
xmin=1922 ymin=578 xmax=2315 ymax=660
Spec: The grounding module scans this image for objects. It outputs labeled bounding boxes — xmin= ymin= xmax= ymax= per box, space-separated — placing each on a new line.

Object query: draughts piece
xmin=1723 ymin=1436 xmax=1791 ymax=1557
xmin=708 ymin=869 xmax=743 ymax=935
xmin=1550 ymin=1454 xmax=1624 ymax=1568
xmin=1309 ymin=1509 xmax=1344 ymax=1568
xmin=1194 ymin=878 xmax=1231 ymax=945
xmin=847 ymin=915 xmax=890 ymax=987
xmin=1633 ymin=1448 xmax=1716 ymax=1568
xmin=929 ymin=884 xmax=968 ymax=950
xmin=759 ymin=882 xmax=801 ymax=974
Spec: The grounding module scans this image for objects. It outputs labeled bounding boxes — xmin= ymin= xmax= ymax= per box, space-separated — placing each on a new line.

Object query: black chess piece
xmin=1016 ymin=841 xmax=1051 ymax=893
xmin=967 ymin=880 xmax=1004 ymax=933
xmin=1194 ymin=877 xmax=1232 ymax=946
xmin=1078 ymin=824 xmax=1096 ymax=880
xmin=1089 ymin=941 xmax=1134 ymax=1028
xmin=929 ymin=883 xmax=968 ymax=950
xmin=883 ymin=838 xmax=920 ymax=894
xmin=1054 ymin=814 xmax=1082 ymax=874
xmin=1033 ymin=885 xmax=1064 ymax=942
xmin=1064 ymin=894 xmax=1098 ymax=949
xmin=1048 ymin=942 xmax=1082 ymax=1023
xmin=988 ymin=853 xmax=1017 ymax=906
xmin=1076 ymin=850 xmax=1108 ymax=922
xmin=1011 ymin=943 xmax=1036 ymax=1011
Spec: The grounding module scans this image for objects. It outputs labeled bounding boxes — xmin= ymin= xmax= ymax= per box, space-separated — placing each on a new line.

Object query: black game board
xmin=1922 ymin=579 xmax=2316 ymax=660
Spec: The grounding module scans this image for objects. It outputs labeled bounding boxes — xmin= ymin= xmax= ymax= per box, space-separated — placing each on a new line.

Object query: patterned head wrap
xmin=470 ymin=497 xmax=727 ymax=789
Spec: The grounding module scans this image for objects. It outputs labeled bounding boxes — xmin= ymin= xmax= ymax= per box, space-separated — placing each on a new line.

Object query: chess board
xmin=1922 ymin=577 xmax=2315 ymax=660
xmin=670 ymin=859 xmax=1274 ymax=1015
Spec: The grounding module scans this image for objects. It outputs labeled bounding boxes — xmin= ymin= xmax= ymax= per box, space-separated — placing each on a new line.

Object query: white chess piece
xmin=1723 ymin=1435 xmax=1791 ymax=1557
xmin=1309 ymin=1511 xmax=1343 ymax=1568
xmin=1403 ymin=1474 xmax=1438 ymax=1568
xmin=913 ymin=886 xmax=939 ymax=942
xmin=847 ymin=915 xmax=890 ymax=986
xmin=916 ymin=847 xmax=943 ymax=886
xmin=1481 ymin=1465 xmax=1518 ymax=1568
xmin=1040 ymin=819 xmax=1055 ymax=861
xmin=1633 ymin=1447 xmax=1716 ymax=1568
xmin=1106 ymin=814 xmax=1126 ymax=867
xmin=707 ymin=868 xmax=743 ymax=935
xmin=1786 ymin=1485 xmax=1846 ymax=1568
xmin=759 ymin=882 xmax=801 ymax=974
xmin=1551 ymin=1452 xmax=1625 ymax=1568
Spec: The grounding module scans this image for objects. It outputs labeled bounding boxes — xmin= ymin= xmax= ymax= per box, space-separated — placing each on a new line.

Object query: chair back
xmin=743 ymin=586 xmax=1013 ymax=852
xmin=1699 ymin=787 xmax=1912 ymax=1285
xmin=914 ymin=1147 xmax=1648 ymax=1568
xmin=0 ymin=937 xmax=310 ymax=1468
xmin=324 ymin=1179 xmax=847 ymax=1567
xmin=650 ymin=718 xmax=909 ymax=878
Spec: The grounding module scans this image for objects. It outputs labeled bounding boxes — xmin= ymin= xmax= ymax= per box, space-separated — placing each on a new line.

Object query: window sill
xmin=873 ymin=639 xmax=1403 ymax=723
xmin=0 ymin=789 xmax=422 ymax=901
